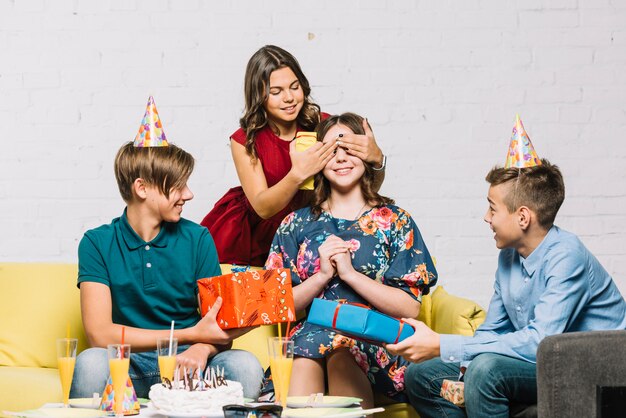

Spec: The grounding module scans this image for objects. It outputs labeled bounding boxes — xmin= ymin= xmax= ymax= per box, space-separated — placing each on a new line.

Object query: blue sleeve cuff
xmin=440 ymin=334 xmax=464 ymax=363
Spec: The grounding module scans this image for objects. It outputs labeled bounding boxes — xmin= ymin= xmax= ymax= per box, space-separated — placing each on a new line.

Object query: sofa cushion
xmin=0 ymin=366 xmax=63 ymax=411
xmin=0 ymin=263 xmax=88 ymax=369
xmin=429 ymin=286 xmax=486 ymax=336
xmin=416 ymin=292 xmax=433 ymax=328
xmin=372 ymin=398 xmax=420 ymax=418
xmin=231 ymin=326 xmax=277 ymax=370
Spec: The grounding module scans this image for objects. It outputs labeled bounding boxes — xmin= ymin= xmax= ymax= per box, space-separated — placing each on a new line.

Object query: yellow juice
xmin=57 ymin=356 xmax=76 ymax=406
xmin=109 ymin=358 xmax=130 ymax=413
xmin=158 ymin=355 xmax=177 ymax=382
xmin=269 ymin=356 xmax=293 ymax=407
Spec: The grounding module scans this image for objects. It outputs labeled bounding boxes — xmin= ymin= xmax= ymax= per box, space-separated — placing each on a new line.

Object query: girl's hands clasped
xmin=319 ymin=235 xmax=358 ymax=282
xmin=330 ymin=247 xmax=357 ymax=281
xmin=317 ymin=234 xmax=351 ymax=282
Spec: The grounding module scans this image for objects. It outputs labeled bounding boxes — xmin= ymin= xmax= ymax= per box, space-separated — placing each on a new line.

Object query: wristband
xmin=372 ymin=154 xmax=386 ymax=171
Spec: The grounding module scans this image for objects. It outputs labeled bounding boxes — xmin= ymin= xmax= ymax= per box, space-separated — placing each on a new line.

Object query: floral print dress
xmin=265 ymin=205 xmax=438 ymax=400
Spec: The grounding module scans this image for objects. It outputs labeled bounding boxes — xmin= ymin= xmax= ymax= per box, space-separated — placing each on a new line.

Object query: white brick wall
xmin=1 ymin=0 xmax=625 ymax=308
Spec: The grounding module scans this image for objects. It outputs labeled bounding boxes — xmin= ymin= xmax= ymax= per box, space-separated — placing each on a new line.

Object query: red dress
xmin=201 ymin=125 xmax=312 ymax=266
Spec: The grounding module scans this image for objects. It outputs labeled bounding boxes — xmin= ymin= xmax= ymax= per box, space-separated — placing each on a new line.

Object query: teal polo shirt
xmin=78 ymin=210 xmax=221 ymax=330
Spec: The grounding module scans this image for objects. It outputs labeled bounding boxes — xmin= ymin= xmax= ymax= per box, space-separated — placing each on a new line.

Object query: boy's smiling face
xmin=146 ymin=183 xmax=194 ymax=223
xmin=484 ymin=182 xmax=524 ymax=250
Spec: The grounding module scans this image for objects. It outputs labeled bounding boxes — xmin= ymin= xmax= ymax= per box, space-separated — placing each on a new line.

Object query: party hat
xmin=99 ymin=375 xmax=141 ymax=415
xmin=504 ymin=114 xmax=542 ymax=168
xmin=133 ymin=96 xmax=169 ymax=147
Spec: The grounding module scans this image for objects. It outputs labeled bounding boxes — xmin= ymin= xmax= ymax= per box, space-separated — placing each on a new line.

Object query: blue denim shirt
xmin=440 ymin=226 xmax=626 ymax=364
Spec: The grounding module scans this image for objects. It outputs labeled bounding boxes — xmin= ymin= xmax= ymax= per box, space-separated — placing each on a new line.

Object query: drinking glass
xmin=107 ymin=343 xmax=131 ymax=417
xmin=268 ymin=337 xmax=294 ymax=408
xmin=157 ymin=337 xmax=178 ymax=383
xmin=56 ymin=338 xmax=78 ymax=407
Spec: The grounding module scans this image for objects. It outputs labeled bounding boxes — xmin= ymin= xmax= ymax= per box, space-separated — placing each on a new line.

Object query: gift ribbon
xmin=331 ymin=300 xmax=409 ymax=345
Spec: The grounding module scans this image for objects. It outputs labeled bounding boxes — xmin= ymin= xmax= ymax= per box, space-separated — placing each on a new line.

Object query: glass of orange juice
xmin=107 ymin=343 xmax=131 ymax=418
xmin=56 ymin=338 xmax=78 ymax=407
xmin=268 ymin=337 xmax=294 ymax=408
xmin=157 ymin=337 xmax=178 ymax=384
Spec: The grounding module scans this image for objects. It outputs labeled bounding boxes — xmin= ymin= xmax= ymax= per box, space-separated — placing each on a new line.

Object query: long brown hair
xmin=240 ymin=45 xmax=321 ymax=159
xmin=310 ymin=113 xmax=394 ymax=218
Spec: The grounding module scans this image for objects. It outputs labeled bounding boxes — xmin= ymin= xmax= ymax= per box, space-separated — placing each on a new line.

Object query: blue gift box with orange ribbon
xmin=307 ymin=298 xmax=415 ymax=345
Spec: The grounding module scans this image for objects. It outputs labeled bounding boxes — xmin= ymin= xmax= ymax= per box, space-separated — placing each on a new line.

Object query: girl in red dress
xmin=201 ymin=45 xmax=386 ymax=266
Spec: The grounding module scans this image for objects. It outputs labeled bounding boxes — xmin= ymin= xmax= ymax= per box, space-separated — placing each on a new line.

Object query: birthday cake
xmin=148 ymin=368 xmax=244 ymax=414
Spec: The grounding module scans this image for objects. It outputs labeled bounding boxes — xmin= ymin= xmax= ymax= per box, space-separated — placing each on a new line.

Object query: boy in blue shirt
xmin=387 ymin=158 xmax=626 ymax=417
xmin=71 ymin=98 xmax=263 ymax=400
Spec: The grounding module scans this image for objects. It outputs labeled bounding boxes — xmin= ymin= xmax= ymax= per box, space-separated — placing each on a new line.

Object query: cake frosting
xmin=148 ymin=368 xmax=244 ymax=414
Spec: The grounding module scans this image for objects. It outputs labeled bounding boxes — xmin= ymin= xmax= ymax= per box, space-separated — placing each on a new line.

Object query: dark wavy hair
xmin=485 ymin=159 xmax=565 ymax=228
xmin=240 ymin=45 xmax=321 ymax=159
xmin=310 ymin=113 xmax=394 ymax=218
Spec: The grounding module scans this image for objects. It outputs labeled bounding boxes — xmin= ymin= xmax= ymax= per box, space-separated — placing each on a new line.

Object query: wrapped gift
xmin=99 ymin=375 xmax=140 ymax=415
xmin=440 ymin=379 xmax=465 ymax=407
xmin=294 ymin=131 xmax=317 ymax=190
xmin=307 ymin=298 xmax=415 ymax=345
xmin=198 ymin=268 xmax=296 ymax=329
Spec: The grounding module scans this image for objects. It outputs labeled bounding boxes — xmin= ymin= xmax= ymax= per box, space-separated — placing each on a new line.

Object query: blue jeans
xmin=404 ymin=353 xmax=537 ymax=418
xmin=70 ymin=347 xmax=263 ymax=400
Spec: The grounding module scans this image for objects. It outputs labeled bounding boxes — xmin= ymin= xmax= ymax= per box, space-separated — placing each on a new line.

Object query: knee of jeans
xmin=405 ymin=363 xmax=421 ymax=387
xmin=464 ymin=354 xmax=506 ymax=399
xmin=75 ymin=348 xmax=108 ymax=373
xmin=404 ymin=362 xmax=432 ymax=397
xmin=212 ymin=350 xmax=262 ymax=379
xmin=71 ymin=348 xmax=109 ymax=398
xmin=228 ymin=349 xmax=261 ymax=367
xmin=210 ymin=349 xmax=263 ymax=399
xmin=465 ymin=353 xmax=504 ymax=384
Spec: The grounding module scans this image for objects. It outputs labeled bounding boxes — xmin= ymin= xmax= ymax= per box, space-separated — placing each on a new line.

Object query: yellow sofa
xmin=0 ymin=263 xmax=485 ymax=417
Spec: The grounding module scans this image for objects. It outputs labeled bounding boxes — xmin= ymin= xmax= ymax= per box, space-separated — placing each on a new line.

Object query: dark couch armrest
xmin=537 ymin=330 xmax=626 ymax=418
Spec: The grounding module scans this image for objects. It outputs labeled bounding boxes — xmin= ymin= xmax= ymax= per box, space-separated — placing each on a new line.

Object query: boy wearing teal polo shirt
xmin=71 ymin=98 xmax=263 ymax=400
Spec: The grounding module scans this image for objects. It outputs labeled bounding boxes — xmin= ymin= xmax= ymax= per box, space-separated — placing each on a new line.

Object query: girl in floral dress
xmin=265 ymin=113 xmax=438 ymax=408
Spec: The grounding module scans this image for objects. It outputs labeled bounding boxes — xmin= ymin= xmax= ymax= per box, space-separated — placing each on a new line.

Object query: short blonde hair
xmin=114 ymin=142 xmax=194 ymax=202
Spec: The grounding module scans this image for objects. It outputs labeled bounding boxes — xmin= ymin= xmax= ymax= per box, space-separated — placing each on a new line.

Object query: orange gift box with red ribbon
xmin=197 ymin=268 xmax=296 ymax=329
